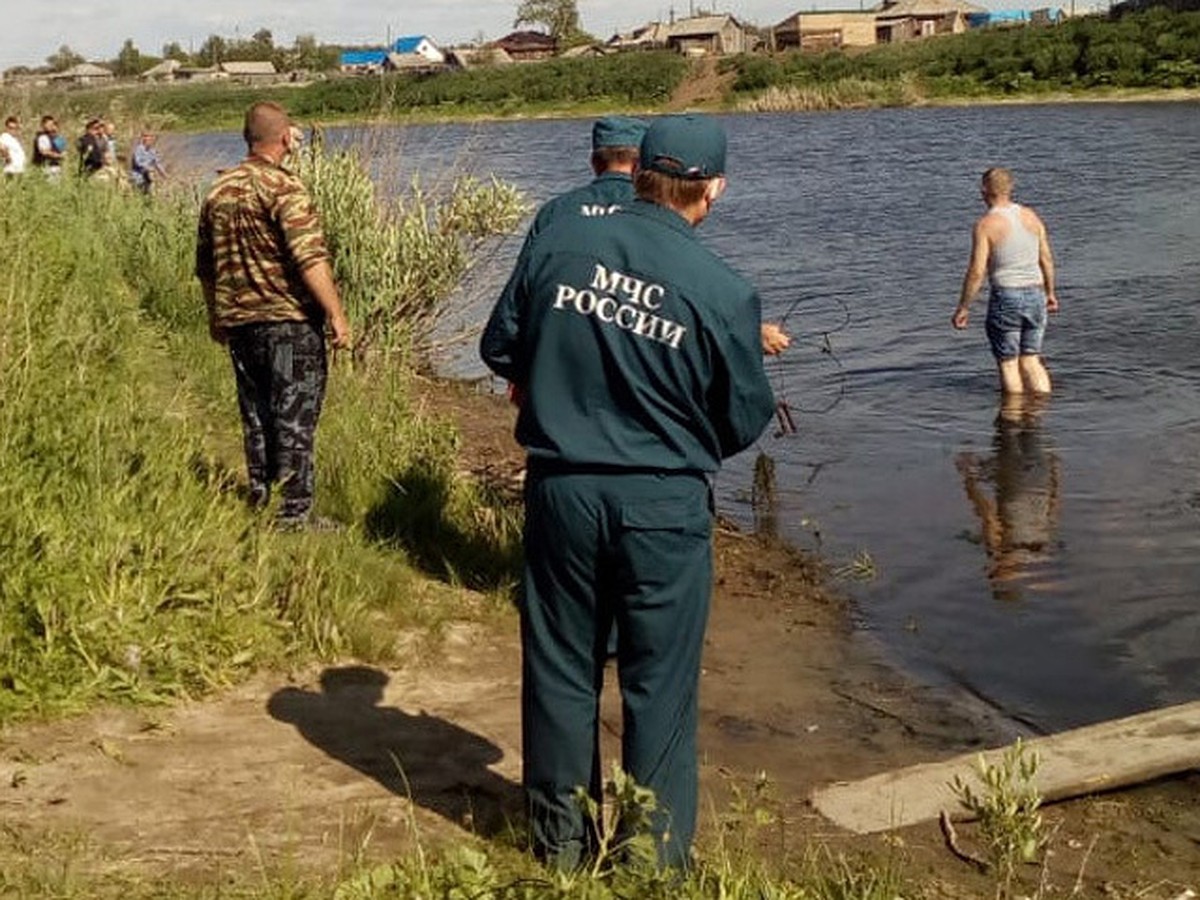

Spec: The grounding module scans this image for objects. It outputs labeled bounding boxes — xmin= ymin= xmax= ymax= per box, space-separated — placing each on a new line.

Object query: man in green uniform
xmin=196 ymin=101 xmax=350 ymax=529
xmin=481 ymin=115 xmax=780 ymax=869
xmin=524 ymin=115 xmax=646 ymax=242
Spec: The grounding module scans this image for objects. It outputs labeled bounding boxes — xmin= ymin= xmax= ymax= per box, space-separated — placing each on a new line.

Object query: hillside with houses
xmin=3 ymin=0 xmax=1088 ymax=88
xmin=1 ymin=0 xmax=1196 ymax=119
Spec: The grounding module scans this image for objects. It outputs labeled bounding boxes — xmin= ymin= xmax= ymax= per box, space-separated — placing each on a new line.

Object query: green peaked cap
xmin=639 ymin=115 xmax=727 ymax=180
xmin=592 ymin=115 xmax=649 ymax=149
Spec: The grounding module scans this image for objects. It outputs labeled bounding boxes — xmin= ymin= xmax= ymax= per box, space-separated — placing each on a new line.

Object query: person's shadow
xmin=957 ymin=394 xmax=1062 ymax=602
xmin=267 ymin=666 xmax=522 ymax=837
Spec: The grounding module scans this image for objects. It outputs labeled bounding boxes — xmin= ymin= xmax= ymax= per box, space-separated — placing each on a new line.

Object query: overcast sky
xmin=0 ymin=0 xmax=840 ymax=70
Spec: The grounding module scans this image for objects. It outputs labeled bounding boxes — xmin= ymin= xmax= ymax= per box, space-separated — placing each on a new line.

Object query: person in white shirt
xmin=953 ymin=167 xmax=1058 ymax=395
xmin=0 ymin=116 xmax=26 ymax=176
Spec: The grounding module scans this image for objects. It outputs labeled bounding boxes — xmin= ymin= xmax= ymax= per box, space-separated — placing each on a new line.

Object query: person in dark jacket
xmin=523 ymin=115 xmax=647 ymax=242
xmin=481 ymin=114 xmax=785 ymax=870
xmin=77 ymin=118 xmax=107 ymax=177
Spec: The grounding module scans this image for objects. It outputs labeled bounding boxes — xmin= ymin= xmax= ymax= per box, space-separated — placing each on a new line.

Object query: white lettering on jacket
xmin=579 ymin=203 xmax=622 ymax=217
xmin=551 ymin=264 xmax=686 ymax=350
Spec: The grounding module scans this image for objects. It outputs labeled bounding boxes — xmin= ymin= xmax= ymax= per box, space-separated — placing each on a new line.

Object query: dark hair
xmin=634 ymin=168 xmax=710 ymax=210
xmin=4 ymin=116 xmax=18 ymax=128
xmin=591 ymin=146 xmax=639 ymax=171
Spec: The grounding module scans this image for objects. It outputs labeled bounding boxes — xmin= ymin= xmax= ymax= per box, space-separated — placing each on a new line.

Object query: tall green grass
xmin=0 ymin=148 xmax=522 ymax=724
xmin=296 ymin=135 xmax=527 ymax=356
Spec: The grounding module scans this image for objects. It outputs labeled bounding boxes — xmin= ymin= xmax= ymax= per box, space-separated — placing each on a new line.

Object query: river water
xmin=179 ymin=102 xmax=1200 ymax=734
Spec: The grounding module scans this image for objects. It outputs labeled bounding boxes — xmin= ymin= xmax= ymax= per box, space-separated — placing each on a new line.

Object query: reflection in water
xmin=957 ymin=396 xmax=1061 ymax=602
xmin=752 ymin=452 xmax=778 ymax=538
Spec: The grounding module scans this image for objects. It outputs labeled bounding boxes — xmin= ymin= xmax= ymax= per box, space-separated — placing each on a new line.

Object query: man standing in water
xmin=481 ymin=115 xmax=781 ymax=870
xmin=952 ymin=167 xmax=1058 ymax=394
xmin=196 ymin=101 xmax=350 ymax=529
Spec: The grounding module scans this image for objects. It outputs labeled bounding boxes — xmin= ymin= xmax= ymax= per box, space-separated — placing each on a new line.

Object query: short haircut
xmin=591 ymin=146 xmax=639 ymax=170
xmin=634 ymin=168 xmax=711 ymax=209
xmin=40 ymin=115 xmax=56 ymax=127
xmin=982 ymin=167 xmax=1014 ymax=197
xmin=4 ymin=116 xmax=17 ymax=128
xmin=243 ymin=101 xmax=291 ymax=148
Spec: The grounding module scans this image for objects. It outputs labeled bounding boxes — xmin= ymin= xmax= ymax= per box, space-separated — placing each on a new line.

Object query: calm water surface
xmin=183 ymin=103 xmax=1200 ymax=733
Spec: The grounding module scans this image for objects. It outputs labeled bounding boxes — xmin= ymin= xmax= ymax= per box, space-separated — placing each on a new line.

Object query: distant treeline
xmin=727 ymin=7 xmax=1200 ymax=96
xmin=292 ymin=51 xmax=688 ymax=117
xmin=1 ymin=52 xmax=689 ymax=132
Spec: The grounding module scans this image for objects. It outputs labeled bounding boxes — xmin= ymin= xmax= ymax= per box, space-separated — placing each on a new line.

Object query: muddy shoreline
xmin=0 ymin=377 xmax=1196 ymax=896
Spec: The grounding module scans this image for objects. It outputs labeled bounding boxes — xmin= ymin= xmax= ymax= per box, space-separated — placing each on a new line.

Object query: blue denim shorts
xmin=985 ymin=286 xmax=1047 ymax=360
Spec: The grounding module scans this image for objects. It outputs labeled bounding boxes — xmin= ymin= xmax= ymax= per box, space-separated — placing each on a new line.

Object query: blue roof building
xmin=340 ymin=48 xmax=388 ymax=68
xmin=341 ymin=36 xmax=444 ymax=70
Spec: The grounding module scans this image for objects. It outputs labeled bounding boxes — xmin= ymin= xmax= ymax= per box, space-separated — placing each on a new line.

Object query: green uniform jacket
xmin=481 ymin=199 xmax=775 ymax=473
xmin=526 ymin=171 xmax=635 ymax=243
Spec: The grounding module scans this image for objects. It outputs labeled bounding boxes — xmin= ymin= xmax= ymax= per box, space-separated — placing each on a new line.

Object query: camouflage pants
xmin=227 ymin=320 xmax=327 ymax=524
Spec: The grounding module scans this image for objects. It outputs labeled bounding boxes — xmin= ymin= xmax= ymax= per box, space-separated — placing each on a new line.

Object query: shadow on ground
xmin=366 ymin=464 xmax=521 ymax=591
xmin=267 ymin=665 xmax=522 ymax=837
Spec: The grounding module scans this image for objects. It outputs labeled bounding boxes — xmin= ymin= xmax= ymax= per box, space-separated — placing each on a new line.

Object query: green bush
xmin=727 ymin=7 xmax=1200 ymax=104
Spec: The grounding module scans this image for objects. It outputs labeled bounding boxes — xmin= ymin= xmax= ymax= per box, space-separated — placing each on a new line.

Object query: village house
xmin=341 ymin=36 xmax=444 ymax=73
xmin=444 ymin=46 xmax=514 ymax=69
xmin=609 ymin=14 xmax=749 ymax=55
xmin=51 ymin=63 xmax=115 ymax=87
xmin=384 ymin=35 xmax=446 ymax=73
xmin=139 ymin=59 xmax=183 ymax=82
xmin=175 ymin=66 xmax=221 ymax=83
xmin=774 ymin=10 xmax=879 ymax=50
xmin=607 ymin=21 xmax=672 ymax=51
xmin=340 ymin=48 xmax=388 ymax=72
xmin=666 ymin=14 xmax=750 ymax=55
xmin=219 ymin=61 xmax=279 ymax=84
xmin=491 ymin=31 xmax=559 ymax=61
xmin=873 ymin=0 xmax=985 ymax=41
xmin=560 ymin=44 xmax=612 ymax=59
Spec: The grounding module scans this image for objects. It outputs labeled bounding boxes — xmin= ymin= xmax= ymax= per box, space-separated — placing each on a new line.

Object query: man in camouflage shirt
xmin=196 ymin=101 xmax=350 ymax=528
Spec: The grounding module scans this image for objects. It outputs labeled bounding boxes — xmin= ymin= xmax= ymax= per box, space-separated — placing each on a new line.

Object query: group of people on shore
xmin=0 ymin=113 xmax=167 ymax=192
xmin=194 ymin=100 xmax=1058 ymax=872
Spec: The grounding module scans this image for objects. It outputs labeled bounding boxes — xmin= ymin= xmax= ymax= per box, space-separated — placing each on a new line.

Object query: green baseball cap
xmin=592 ymin=115 xmax=648 ymax=150
xmin=639 ymin=115 xmax=727 ymax=180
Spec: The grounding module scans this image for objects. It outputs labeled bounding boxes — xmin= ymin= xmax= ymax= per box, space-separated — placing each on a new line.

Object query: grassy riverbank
xmin=0 ymin=155 xmax=528 ymax=725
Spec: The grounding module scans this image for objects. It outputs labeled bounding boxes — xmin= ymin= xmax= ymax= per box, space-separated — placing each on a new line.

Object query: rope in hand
xmin=764 ymin=291 xmax=852 ymax=438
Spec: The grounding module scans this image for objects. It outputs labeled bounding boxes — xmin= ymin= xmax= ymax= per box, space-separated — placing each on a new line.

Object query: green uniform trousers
xmin=520 ymin=467 xmax=713 ymax=869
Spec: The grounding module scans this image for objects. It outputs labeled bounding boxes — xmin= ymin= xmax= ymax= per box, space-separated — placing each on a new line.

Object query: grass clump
xmin=296 ymin=134 xmax=527 ymax=356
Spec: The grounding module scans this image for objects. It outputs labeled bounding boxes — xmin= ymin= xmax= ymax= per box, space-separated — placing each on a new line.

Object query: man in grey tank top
xmin=952 ymin=167 xmax=1059 ymax=394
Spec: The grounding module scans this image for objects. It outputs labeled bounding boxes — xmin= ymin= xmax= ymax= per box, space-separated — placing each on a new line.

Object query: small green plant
xmin=572 ymin=762 xmax=665 ymax=880
xmin=950 ymin=738 xmax=1045 ymax=894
